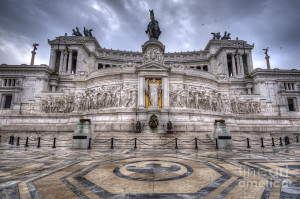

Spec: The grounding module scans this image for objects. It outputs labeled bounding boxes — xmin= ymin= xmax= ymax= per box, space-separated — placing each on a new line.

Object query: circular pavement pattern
xmin=113 ymin=160 xmax=193 ymax=181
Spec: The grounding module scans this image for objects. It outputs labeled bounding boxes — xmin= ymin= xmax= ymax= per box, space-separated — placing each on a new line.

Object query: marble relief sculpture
xmin=40 ymin=84 xmax=137 ymax=113
xmin=169 ymin=84 xmax=261 ymax=114
xmin=143 ymin=46 xmax=164 ymax=63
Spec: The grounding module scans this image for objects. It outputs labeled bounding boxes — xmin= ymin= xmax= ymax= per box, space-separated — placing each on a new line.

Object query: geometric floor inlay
xmin=0 ymin=142 xmax=300 ymax=199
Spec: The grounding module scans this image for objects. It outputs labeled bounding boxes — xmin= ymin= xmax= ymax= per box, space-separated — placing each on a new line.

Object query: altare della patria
xmin=0 ymin=9 xmax=299 ymax=199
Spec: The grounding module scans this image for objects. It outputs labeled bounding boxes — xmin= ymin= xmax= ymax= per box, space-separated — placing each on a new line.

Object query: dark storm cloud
xmin=0 ymin=0 xmax=299 ymax=69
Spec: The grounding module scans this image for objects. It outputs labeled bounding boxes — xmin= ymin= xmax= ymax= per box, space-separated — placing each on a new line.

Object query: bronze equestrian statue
xmin=145 ymin=9 xmax=162 ymax=40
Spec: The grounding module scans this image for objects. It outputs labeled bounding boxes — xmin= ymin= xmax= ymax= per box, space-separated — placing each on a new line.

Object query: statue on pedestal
xmin=145 ymin=78 xmax=162 ymax=108
xmin=30 ymin=43 xmax=39 ymax=65
xmin=263 ymin=47 xmax=271 ymax=69
xmin=145 ymin=9 xmax=162 ymax=40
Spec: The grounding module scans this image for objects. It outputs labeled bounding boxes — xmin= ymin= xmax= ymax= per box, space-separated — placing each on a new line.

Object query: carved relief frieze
xmin=40 ymin=83 xmax=137 ymax=113
xmin=169 ymin=84 xmax=261 ymax=114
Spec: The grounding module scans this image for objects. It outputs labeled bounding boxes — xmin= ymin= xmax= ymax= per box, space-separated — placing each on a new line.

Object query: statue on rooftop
xmin=145 ymin=9 xmax=162 ymax=40
xmin=30 ymin=43 xmax=39 ymax=65
xmin=72 ymin=27 xmax=83 ymax=36
xmin=32 ymin=43 xmax=39 ymax=52
xmin=211 ymin=32 xmax=221 ymax=40
xmin=263 ymin=47 xmax=269 ymax=55
xmin=221 ymin=31 xmax=231 ymax=40
xmin=84 ymin=27 xmax=93 ymax=37
xmin=263 ymin=47 xmax=271 ymax=69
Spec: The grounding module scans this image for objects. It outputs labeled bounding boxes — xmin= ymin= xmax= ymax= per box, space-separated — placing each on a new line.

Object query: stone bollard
xmin=52 ymin=138 xmax=56 ymax=148
xmin=134 ymin=138 xmax=137 ymax=149
xmin=37 ymin=137 xmax=41 ymax=148
xmin=261 ymin=138 xmax=264 ymax=148
xmin=195 ymin=138 xmax=198 ymax=149
xmin=247 ymin=138 xmax=251 ymax=148
xmin=272 ymin=138 xmax=275 ymax=147
xmin=17 ymin=137 xmax=20 ymax=146
xmin=215 ymin=138 xmax=219 ymax=149
xmin=87 ymin=138 xmax=91 ymax=149
xmin=175 ymin=138 xmax=178 ymax=149
xmin=284 ymin=137 xmax=288 ymax=145
xmin=11 ymin=136 xmax=14 ymax=145
xmin=25 ymin=137 xmax=29 ymax=147
xmin=110 ymin=138 xmax=114 ymax=149
xmin=279 ymin=137 xmax=283 ymax=146
xmin=8 ymin=136 xmax=10 ymax=144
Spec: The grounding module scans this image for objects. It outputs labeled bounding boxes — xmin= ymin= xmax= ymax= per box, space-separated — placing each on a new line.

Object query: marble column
xmin=30 ymin=51 xmax=36 ymax=65
xmin=75 ymin=50 xmax=80 ymax=74
xmin=67 ymin=50 xmax=73 ymax=74
xmin=231 ymin=53 xmax=237 ymax=77
xmin=162 ymin=77 xmax=169 ymax=109
xmin=62 ymin=50 xmax=68 ymax=73
xmin=247 ymin=53 xmax=253 ymax=73
xmin=235 ymin=54 xmax=240 ymax=74
xmin=239 ymin=55 xmax=244 ymax=76
xmin=49 ymin=49 xmax=56 ymax=70
xmin=138 ymin=76 xmax=145 ymax=108
xmin=59 ymin=50 xmax=64 ymax=74
xmin=223 ymin=53 xmax=229 ymax=76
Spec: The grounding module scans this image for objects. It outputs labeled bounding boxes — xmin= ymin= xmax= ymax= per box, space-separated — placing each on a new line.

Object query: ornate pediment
xmin=136 ymin=62 xmax=169 ymax=71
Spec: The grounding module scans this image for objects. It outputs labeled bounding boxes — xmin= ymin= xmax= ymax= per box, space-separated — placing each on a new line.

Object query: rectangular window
xmin=287 ymin=98 xmax=296 ymax=111
xmin=3 ymin=95 xmax=12 ymax=109
xmin=98 ymin=63 xmax=103 ymax=69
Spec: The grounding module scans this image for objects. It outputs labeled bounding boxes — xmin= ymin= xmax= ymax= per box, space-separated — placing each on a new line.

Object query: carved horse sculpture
xmin=221 ymin=31 xmax=231 ymax=40
xmin=84 ymin=27 xmax=93 ymax=37
xmin=211 ymin=32 xmax=221 ymax=40
xmin=72 ymin=27 xmax=83 ymax=36
xmin=145 ymin=9 xmax=162 ymax=40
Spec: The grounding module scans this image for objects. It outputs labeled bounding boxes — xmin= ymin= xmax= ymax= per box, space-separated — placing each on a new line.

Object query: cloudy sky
xmin=0 ymin=0 xmax=299 ymax=70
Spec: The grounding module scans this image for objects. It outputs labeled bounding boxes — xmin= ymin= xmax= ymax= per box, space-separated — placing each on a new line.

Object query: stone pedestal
xmin=144 ymin=125 xmax=165 ymax=133
xmin=72 ymin=118 xmax=93 ymax=149
xmin=212 ymin=119 xmax=232 ymax=149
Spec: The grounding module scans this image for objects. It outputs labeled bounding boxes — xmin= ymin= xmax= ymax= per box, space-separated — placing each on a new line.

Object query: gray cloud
xmin=0 ymin=0 xmax=299 ymax=69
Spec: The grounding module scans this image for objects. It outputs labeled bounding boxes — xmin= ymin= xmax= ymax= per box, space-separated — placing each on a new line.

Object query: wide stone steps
xmin=90 ymin=132 xmax=215 ymax=149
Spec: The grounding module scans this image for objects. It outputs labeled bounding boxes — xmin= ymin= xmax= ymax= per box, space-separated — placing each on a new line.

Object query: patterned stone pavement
xmin=0 ymin=143 xmax=299 ymax=199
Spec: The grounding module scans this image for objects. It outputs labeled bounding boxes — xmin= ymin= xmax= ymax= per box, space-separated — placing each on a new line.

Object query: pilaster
xmin=138 ymin=76 xmax=145 ymax=108
xmin=162 ymin=76 xmax=169 ymax=109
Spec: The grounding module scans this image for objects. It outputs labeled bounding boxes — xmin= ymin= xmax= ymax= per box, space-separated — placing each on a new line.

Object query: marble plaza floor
xmin=0 ymin=143 xmax=299 ymax=199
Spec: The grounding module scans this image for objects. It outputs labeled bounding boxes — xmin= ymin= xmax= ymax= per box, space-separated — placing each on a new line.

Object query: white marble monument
xmin=0 ymin=11 xmax=299 ymax=148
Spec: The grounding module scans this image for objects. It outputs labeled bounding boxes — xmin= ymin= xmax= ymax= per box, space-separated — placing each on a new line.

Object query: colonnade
xmin=49 ymin=48 xmax=78 ymax=74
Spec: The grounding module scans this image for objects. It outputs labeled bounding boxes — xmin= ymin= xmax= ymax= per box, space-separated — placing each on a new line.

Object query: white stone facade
xmin=0 ymin=35 xmax=300 ymax=142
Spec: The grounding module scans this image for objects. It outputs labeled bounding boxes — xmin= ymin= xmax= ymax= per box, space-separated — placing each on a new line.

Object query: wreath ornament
xmin=148 ymin=114 xmax=159 ymax=129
